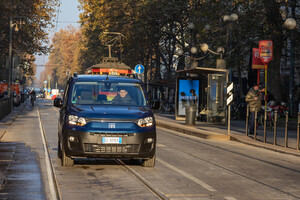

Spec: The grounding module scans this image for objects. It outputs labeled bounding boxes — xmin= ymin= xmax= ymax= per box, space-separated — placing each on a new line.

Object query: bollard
xmin=254 ymin=108 xmax=257 ymax=140
xmin=246 ymin=106 xmax=249 ymax=136
xmin=264 ymin=109 xmax=267 ymax=143
xmin=285 ymin=111 xmax=289 ymax=148
xmin=297 ymin=112 xmax=300 ymax=151
xmin=185 ymin=106 xmax=196 ymax=126
xmin=274 ymin=110 xmax=277 ymax=146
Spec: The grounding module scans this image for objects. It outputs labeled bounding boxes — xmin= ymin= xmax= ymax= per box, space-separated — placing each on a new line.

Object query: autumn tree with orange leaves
xmin=41 ymin=26 xmax=84 ymax=89
xmin=0 ymin=0 xmax=60 ymax=82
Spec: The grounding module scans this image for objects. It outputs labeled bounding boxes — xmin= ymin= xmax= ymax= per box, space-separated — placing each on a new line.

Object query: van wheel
xmin=61 ymin=143 xmax=74 ymax=166
xmin=142 ymin=153 xmax=155 ymax=167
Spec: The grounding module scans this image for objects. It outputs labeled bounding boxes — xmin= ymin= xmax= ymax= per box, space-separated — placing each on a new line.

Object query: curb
xmin=230 ymin=135 xmax=300 ymax=157
xmin=156 ymin=119 xmax=232 ymax=141
xmin=0 ymin=113 xmax=18 ymax=125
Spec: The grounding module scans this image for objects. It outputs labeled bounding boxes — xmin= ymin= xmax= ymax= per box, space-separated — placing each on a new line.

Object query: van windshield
xmin=71 ymin=82 xmax=146 ymax=106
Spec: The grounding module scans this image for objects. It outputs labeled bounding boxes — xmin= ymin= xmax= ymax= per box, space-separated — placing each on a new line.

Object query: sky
xmin=35 ymin=0 xmax=81 ymax=82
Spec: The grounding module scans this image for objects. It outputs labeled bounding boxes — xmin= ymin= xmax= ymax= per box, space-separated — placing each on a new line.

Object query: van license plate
xmin=102 ymin=137 xmax=122 ymax=144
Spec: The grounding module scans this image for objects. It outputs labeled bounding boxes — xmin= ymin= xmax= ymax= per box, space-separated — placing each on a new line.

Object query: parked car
xmin=0 ymin=92 xmax=7 ymax=99
xmin=36 ymin=91 xmax=45 ymax=98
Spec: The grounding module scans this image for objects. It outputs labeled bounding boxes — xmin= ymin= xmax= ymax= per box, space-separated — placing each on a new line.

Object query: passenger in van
xmin=112 ymin=88 xmax=136 ymax=105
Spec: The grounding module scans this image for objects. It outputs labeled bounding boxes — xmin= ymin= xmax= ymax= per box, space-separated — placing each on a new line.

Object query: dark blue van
xmin=54 ymin=74 xmax=156 ymax=167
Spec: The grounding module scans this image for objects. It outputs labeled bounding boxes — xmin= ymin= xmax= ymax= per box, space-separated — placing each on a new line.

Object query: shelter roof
xmin=176 ymin=67 xmax=229 ymax=75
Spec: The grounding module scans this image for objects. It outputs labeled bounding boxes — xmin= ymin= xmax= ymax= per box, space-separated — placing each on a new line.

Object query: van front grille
xmin=89 ymin=132 xmax=136 ymax=137
xmin=84 ymin=143 xmax=140 ymax=153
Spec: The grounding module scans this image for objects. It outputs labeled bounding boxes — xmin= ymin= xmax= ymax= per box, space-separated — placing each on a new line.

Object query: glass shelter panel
xmin=207 ymin=74 xmax=226 ymax=124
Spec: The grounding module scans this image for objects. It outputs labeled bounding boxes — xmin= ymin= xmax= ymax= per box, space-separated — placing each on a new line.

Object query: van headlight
xmin=137 ymin=117 xmax=153 ymax=127
xmin=68 ymin=115 xmax=86 ymax=126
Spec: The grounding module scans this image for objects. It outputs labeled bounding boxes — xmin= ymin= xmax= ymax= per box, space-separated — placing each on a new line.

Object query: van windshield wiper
xmin=90 ymin=105 xmax=95 ymax=111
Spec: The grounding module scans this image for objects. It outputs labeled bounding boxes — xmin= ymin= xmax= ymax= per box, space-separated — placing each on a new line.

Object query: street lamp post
xmin=284 ymin=17 xmax=297 ymax=115
xmin=200 ymin=43 xmax=226 ymax=69
xmin=7 ymin=16 xmax=25 ymax=110
xmin=176 ymin=44 xmax=225 ymax=69
xmin=223 ymin=13 xmax=238 ymax=81
xmin=8 ymin=16 xmax=13 ymax=99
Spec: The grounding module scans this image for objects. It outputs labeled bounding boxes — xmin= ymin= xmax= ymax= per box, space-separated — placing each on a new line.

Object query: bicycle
xmin=231 ymin=101 xmax=246 ymax=120
xmin=257 ymin=110 xmax=274 ymax=131
xmin=159 ymin=100 xmax=175 ymax=114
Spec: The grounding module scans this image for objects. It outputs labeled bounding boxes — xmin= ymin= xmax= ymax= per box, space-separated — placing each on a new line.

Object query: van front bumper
xmin=62 ymin=129 xmax=156 ymax=159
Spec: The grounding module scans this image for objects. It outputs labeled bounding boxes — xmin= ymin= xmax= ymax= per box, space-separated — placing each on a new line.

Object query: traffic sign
xmin=227 ymin=82 xmax=233 ymax=94
xmin=50 ymin=94 xmax=53 ymax=97
xmin=226 ymin=82 xmax=234 ymax=106
xmin=259 ymin=40 xmax=273 ymax=65
xmin=252 ymin=48 xmax=264 ymax=69
xmin=134 ymin=64 xmax=144 ymax=74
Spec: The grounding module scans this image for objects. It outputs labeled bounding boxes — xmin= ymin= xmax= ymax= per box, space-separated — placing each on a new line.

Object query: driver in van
xmin=112 ymin=88 xmax=136 ymax=105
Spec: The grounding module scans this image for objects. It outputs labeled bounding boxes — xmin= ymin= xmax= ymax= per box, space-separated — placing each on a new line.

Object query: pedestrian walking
xmin=245 ymin=83 xmax=262 ymax=135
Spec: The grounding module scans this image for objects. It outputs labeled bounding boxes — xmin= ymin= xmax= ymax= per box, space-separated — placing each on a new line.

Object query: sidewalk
xmin=154 ymin=113 xmax=300 ymax=157
xmin=0 ymin=100 xmax=45 ymax=199
xmin=0 ymin=101 xmax=27 ymax=139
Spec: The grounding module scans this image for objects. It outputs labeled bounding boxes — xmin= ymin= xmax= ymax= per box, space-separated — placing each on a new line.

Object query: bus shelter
xmin=175 ymin=67 xmax=229 ymax=125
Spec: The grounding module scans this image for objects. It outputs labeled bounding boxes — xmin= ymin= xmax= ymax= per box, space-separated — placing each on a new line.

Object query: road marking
xmin=37 ymin=107 xmax=61 ymax=200
xmin=225 ymin=197 xmax=237 ymax=200
xmin=157 ymin=158 xmax=217 ymax=192
xmin=166 ymin=193 xmax=211 ymax=197
xmin=166 ymin=194 xmax=237 ymax=200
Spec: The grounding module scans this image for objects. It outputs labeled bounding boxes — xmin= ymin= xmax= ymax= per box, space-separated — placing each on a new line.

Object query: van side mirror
xmin=54 ymin=97 xmax=63 ymax=108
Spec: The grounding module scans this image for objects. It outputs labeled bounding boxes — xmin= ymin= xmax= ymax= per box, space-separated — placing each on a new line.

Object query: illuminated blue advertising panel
xmin=178 ymin=79 xmax=199 ymax=116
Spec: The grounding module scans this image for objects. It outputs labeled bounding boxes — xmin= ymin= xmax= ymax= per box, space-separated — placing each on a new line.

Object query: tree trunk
xmin=262 ymin=0 xmax=284 ymax=102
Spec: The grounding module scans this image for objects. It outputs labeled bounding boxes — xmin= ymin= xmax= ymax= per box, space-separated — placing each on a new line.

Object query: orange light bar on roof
xmin=91 ymin=68 xmax=132 ymax=75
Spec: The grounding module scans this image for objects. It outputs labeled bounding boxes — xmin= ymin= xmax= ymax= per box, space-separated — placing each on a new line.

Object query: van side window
xmin=63 ymin=82 xmax=70 ymax=106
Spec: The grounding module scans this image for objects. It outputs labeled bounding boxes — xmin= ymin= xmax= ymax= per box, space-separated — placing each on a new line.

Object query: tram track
xmin=158 ymin=127 xmax=300 ymax=199
xmin=158 ymin=126 xmax=300 ymax=174
xmin=116 ymin=159 xmax=169 ymax=200
xmin=41 ymin=102 xmax=167 ymax=200
xmin=40 ymin=100 xmax=300 ymax=199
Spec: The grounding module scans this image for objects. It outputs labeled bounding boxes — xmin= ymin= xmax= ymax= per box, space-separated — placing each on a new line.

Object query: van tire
xmin=61 ymin=143 xmax=74 ymax=166
xmin=142 ymin=153 xmax=155 ymax=167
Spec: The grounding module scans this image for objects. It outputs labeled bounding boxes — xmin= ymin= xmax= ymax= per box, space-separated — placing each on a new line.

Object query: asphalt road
xmin=1 ymin=99 xmax=300 ymax=200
